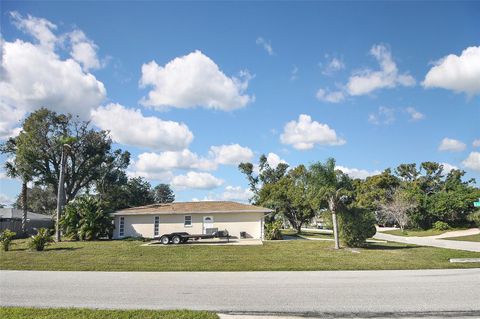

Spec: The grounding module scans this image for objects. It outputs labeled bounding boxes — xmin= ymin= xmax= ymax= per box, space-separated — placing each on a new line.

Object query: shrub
xmin=433 ymin=221 xmax=451 ymax=231
xmin=0 ymin=229 xmax=16 ymax=251
xmin=265 ymin=220 xmax=283 ymax=240
xmin=29 ymin=228 xmax=54 ymax=251
xmin=467 ymin=210 xmax=480 ymax=227
xmin=339 ymin=207 xmax=376 ymax=247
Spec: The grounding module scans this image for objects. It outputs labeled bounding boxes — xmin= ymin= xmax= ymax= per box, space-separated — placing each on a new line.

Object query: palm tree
xmin=309 ymin=158 xmax=353 ymax=249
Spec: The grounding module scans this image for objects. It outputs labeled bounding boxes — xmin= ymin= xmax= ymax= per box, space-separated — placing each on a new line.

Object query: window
xmin=154 ymin=216 xmax=160 ymax=236
xmin=184 ymin=215 xmax=192 ymax=227
xmin=119 ymin=217 xmax=125 ymax=237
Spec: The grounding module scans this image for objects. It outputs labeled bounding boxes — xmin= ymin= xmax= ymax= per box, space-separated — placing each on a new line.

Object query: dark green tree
xmin=152 ymin=184 xmax=175 ymax=203
xmin=15 ymin=185 xmax=57 ymax=215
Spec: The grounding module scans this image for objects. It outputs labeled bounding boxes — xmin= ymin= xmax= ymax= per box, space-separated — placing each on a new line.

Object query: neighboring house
xmin=0 ymin=208 xmax=53 ymax=235
xmin=111 ymin=201 xmax=273 ymax=240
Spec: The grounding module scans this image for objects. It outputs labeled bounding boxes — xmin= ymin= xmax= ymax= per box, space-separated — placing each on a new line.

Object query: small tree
xmin=378 ymin=189 xmax=417 ymax=232
xmin=29 ymin=228 xmax=54 ymax=251
xmin=153 ymin=184 xmax=175 ymax=203
xmin=0 ymin=229 xmax=17 ymax=251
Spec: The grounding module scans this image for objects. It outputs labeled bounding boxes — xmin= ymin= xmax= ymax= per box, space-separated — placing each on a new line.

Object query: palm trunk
xmin=332 ymin=212 xmax=340 ymax=249
xmin=21 ymin=181 xmax=27 ymax=236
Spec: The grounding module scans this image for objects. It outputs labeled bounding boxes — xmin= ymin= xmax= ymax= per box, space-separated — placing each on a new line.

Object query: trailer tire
xmin=172 ymin=235 xmax=182 ymax=244
xmin=160 ymin=236 xmax=170 ymax=245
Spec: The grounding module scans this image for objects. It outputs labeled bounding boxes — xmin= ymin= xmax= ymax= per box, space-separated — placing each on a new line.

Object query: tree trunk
xmin=21 ymin=181 xmax=27 ymax=236
xmin=296 ymin=223 xmax=302 ymax=234
xmin=332 ymin=212 xmax=340 ymax=250
xmin=55 ymin=148 xmax=66 ymax=242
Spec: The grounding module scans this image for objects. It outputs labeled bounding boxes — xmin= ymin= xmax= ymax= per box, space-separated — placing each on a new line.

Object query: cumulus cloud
xmin=423 ymin=46 xmax=480 ymax=96
xmin=91 ymin=103 xmax=193 ymax=151
xmin=265 ymin=152 xmax=288 ymax=169
xmin=336 ymin=165 xmax=381 ymax=179
xmin=256 ymin=37 xmax=274 ymax=56
xmin=68 ymin=29 xmax=102 ymax=71
xmin=193 ymin=186 xmax=254 ymax=203
xmin=405 ymin=107 xmax=425 ymax=121
xmin=316 ymin=88 xmax=345 ymax=103
xmin=139 ymin=50 xmax=253 ymax=111
xmin=280 ymin=114 xmax=345 ymax=150
xmin=0 ymin=193 xmax=15 ymax=207
xmin=171 ymin=171 xmax=223 ymax=190
xmin=347 ymin=44 xmax=415 ymax=96
xmin=209 ymin=144 xmax=254 ymax=166
xmin=440 ymin=162 xmax=459 ymax=173
xmin=462 ymin=152 xmax=480 ymax=172
xmin=438 ymin=138 xmax=466 ymax=152
xmin=1 ymin=13 xmax=106 ymax=139
xmin=473 ymin=139 xmax=480 ymax=148
xmin=368 ymin=106 xmax=395 ymax=125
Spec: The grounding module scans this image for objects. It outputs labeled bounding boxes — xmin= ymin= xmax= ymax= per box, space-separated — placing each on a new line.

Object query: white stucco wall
xmin=113 ymin=212 xmax=265 ymax=240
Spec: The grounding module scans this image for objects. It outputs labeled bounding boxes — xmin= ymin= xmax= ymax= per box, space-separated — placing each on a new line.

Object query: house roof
xmin=113 ymin=201 xmax=273 ymax=216
xmin=0 ymin=208 xmax=53 ymax=221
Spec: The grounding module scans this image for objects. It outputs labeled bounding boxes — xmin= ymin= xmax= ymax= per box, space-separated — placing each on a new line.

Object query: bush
xmin=339 ymin=207 xmax=376 ymax=247
xmin=467 ymin=210 xmax=480 ymax=227
xmin=433 ymin=221 xmax=451 ymax=231
xmin=265 ymin=220 xmax=283 ymax=240
xmin=0 ymin=229 xmax=16 ymax=251
xmin=29 ymin=228 xmax=54 ymax=251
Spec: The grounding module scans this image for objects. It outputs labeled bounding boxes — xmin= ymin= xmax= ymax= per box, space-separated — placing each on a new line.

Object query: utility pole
xmin=55 ymin=144 xmax=70 ymax=242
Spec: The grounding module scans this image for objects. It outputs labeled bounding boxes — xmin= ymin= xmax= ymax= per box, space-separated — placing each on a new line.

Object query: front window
xmin=119 ymin=217 xmax=125 ymax=237
xmin=184 ymin=215 xmax=192 ymax=227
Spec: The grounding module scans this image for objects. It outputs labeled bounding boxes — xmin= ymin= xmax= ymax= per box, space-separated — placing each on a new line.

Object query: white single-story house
xmin=111 ymin=201 xmax=273 ymax=240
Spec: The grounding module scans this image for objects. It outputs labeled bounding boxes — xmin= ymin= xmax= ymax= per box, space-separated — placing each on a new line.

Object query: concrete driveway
xmin=1 ymin=269 xmax=479 ymax=316
xmin=374 ymin=228 xmax=480 ymax=252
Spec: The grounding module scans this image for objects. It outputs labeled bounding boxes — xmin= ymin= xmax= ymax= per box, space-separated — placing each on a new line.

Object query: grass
xmin=0 ymin=307 xmax=218 ymax=319
xmin=281 ymin=229 xmax=333 ymax=240
xmin=441 ymin=233 xmax=480 ymax=242
xmin=383 ymin=229 xmax=450 ymax=237
xmin=1 ymin=238 xmax=480 ymax=271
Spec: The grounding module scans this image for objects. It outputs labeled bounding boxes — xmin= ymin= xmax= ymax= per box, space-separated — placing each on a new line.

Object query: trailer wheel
xmin=172 ymin=235 xmax=182 ymax=244
xmin=160 ymin=236 xmax=170 ymax=245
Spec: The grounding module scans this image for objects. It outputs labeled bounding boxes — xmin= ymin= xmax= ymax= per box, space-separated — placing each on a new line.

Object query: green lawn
xmin=441 ymin=233 xmax=480 ymax=242
xmin=382 ymin=229 xmax=450 ymax=237
xmin=1 ymin=238 xmax=480 ymax=271
xmin=0 ymin=307 xmax=218 ymax=319
xmin=281 ymin=229 xmax=333 ymax=240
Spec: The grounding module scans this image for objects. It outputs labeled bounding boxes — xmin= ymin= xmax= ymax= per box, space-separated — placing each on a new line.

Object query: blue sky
xmin=1 ymin=1 xmax=479 ymax=205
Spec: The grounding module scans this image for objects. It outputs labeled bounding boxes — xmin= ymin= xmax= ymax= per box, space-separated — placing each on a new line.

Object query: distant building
xmin=0 ymin=208 xmax=53 ymax=235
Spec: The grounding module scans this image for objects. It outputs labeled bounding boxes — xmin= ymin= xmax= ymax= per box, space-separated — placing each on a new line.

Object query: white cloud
xmin=280 ymin=114 xmax=346 ymax=150
xmin=209 ymin=144 xmax=254 ymax=166
xmin=336 ymin=165 xmax=381 ymax=179
xmin=139 ymin=50 xmax=253 ymax=111
xmin=347 ymin=44 xmax=415 ymax=96
xmin=316 ymin=88 xmax=345 ymax=103
xmin=68 ymin=29 xmax=102 ymax=71
xmin=0 ymin=193 xmax=15 ymax=207
xmin=171 ymin=171 xmax=223 ymax=190
xmin=368 ymin=106 xmax=395 ymax=125
xmin=10 ymin=11 xmax=58 ymax=50
xmin=473 ymin=139 xmax=480 ymax=148
xmin=91 ymin=103 xmax=193 ymax=151
xmin=440 ymin=162 xmax=459 ymax=173
xmin=423 ymin=46 xmax=480 ymax=96
xmin=193 ymin=186 xmax=254 ymax=203
xmin=256 ymin=37 xmax=274 ymax=56
xmin=405 ymin=107 xmax=425 ymax=121
xmin=1 ymin=14 xmax=106 ymax=137
xmin=131 ymin=150 xmax=215 ymax=179
xmin=322 ymin=56 xmax=345 ymax=75
xmin=462 ymin=152 xmax=480 ymax=172
xmin=290 ymin=66 xmax=299 ymax=81
xmin=438 ymin=138 xmax=466 ymax=152
xmin=266 ymin=152 xmax=288 ymax=169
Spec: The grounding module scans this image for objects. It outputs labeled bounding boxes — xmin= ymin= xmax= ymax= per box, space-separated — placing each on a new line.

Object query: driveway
xmin=374 ymin=228 xmax=480 ymax=252
xmin=1 ymin=269 xmax=479 ymax=316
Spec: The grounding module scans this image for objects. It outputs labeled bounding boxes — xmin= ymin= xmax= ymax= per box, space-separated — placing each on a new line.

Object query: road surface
xmin=1 ymin=269 xmax=480 ymax=316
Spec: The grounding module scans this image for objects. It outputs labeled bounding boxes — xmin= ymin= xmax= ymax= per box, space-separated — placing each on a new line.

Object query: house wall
xmin=113 ymin=212 xmax=265 ymax=240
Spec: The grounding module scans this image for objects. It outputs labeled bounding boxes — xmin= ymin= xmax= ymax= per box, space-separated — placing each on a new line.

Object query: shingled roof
xmin=112 ymin=201 xmax=273 ymax=215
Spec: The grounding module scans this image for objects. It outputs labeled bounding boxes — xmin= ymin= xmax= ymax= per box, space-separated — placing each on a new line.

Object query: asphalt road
xmin=1 ymin=269 xmax=480 ymax=317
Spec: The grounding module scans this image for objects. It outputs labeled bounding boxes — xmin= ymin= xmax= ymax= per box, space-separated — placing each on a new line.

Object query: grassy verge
xmin=0 ymin=307 xmax=218 ymax=319
xmin=1 ymin=238 xmax=480 ymax=271
xmin=441 ymin=233 xmax=480 ymax=242
xmin=281 ymin=229 xmax=333 ymax=239
xmin=382 ymin=228 xmax=464 ymax=237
